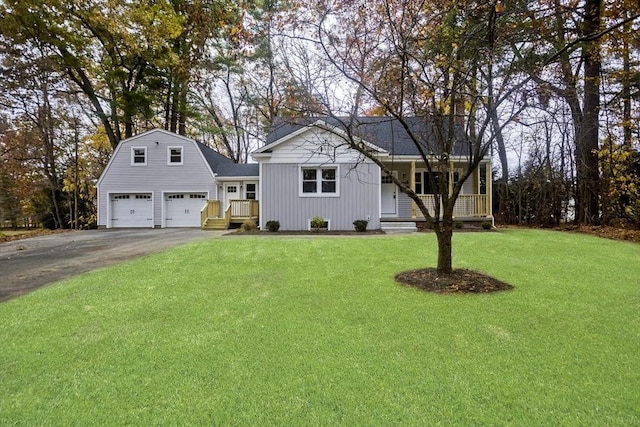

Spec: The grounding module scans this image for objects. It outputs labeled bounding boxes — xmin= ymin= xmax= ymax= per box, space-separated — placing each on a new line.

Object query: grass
xmin=1 ymin=230 xmax=638 ymax=426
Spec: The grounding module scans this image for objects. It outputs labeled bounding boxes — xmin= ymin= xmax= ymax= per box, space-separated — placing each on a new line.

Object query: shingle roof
xmin=265 ymin=116 xmax=471 ymax=156
xmin=196 ymin=142 xmax=259 ymax=177
xmin=215 ymin=162 xmax=260 ymax=177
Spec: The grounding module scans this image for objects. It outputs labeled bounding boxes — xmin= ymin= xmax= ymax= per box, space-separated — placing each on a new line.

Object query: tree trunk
xmin=178 ymin=83 xmax=188 ymax=136
xmin=435 ymin=221 xmax=453 ymax=275
xmin=622 ymin=18 xmax=632 ymax=148
xmin=435 ymin=198 xmax=454 ymax=275
xmin=576 ymin=0 xmax=601 ymax=224
xmin=169 ymin=80 xmax=180 ymax=133
xmin=490 ymin=104 xmax=509 ymax=222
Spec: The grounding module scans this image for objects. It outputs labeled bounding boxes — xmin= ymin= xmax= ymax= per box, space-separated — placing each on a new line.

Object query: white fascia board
xmin=251 ymin=152 xmax=272 ymax=160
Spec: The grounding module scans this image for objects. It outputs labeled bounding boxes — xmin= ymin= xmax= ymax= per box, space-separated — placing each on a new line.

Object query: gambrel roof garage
xmin=96 ymin=129 xmax=257 ymax=228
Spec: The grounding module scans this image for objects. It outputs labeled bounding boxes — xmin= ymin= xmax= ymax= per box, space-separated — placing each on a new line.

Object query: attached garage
xmin=110 ymin=193 xmax=153 ymax=228
xmin=96 ymin=129 xmax=257 ymax=229
xmin=164 ymin=193 xmax=207 ymax=227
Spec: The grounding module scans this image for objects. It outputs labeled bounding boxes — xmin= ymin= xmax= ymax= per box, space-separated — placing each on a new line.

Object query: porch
xmin=381 ymin=158 xmax=492 ymax=224
xmin=380 ymin=195 xmax=491 ymax=232
xmin=200 ymin=199 xmax=259 ymax=230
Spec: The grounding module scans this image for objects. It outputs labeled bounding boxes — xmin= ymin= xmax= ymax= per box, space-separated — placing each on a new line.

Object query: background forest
xmin=0 ymin=0 xmax=638 ymax=230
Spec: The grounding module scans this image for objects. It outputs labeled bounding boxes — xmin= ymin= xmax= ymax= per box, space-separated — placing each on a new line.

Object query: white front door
xmin=381 ymin=174 xmax=397 ymax=216
xmin=223 ymin=182 xmax=240 ymax=211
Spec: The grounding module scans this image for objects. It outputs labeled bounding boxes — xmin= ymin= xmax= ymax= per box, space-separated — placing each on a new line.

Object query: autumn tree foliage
xmin=599 ymin=139 xmax=640 ymax=227
xmin=0 ymin=0 xmax=244 ymax=149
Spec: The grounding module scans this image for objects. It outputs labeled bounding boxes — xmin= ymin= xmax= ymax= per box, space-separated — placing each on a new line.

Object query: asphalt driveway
xmin=0 ymin=228 xmax=223 ymax=302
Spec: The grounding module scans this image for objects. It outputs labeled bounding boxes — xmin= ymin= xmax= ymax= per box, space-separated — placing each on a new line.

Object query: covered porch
xmin=200 ymin=199 xmax=259 ymax=230
xmin=380 ymin=158 xmax=492 ymax=225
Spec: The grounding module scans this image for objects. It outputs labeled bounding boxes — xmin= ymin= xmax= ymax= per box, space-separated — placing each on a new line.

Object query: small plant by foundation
xmin=240 ymin=218 xmax=257 ymax=232
xmin=353 ymin=219 xmax=368 ymax=232
xmin=266 ymin=220 xmax=280 ymax=232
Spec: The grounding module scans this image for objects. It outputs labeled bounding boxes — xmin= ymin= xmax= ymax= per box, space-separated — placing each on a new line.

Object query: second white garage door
xmin=164 ymin=193 xmax=207 ymax=227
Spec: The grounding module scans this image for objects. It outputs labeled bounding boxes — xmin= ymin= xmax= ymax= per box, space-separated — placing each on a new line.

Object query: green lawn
xmin=1 ymin=230 xmax=638 ymax=426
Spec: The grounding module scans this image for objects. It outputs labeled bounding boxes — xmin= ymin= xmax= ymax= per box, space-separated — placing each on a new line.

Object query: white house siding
xmin=97 ymin=131 xmax=217 ymax=228
xmin=398 ymin=193 xmax=413 ymax=217
xmin=260 ymin=162 xmax=380 ymax=231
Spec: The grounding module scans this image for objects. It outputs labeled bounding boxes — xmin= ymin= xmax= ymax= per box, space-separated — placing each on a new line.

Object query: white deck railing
xmin=229 ymin=200 xmax=259 ymax=218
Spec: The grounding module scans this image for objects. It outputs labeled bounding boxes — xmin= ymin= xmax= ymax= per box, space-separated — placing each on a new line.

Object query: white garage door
xmin=110 ymin=194 xmax=153 ymax=228
xmin=164 ymin=193 xmax=207 ymax=227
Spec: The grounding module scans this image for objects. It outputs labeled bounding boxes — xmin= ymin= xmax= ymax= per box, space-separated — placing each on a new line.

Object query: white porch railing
xmin=416 ymin=194 xmax=488 ymax=217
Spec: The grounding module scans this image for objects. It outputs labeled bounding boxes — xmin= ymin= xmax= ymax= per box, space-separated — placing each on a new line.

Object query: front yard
xmin=0 ymin=230 xmax=638 ymax=425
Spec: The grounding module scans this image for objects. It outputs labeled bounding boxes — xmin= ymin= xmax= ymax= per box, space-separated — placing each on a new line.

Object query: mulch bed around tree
xmin=395 ymin=268 xmax=514 ymax=294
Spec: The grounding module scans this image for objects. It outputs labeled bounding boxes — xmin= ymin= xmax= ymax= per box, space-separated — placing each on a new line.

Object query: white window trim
xmin=299 ymin=165 xmax=340 ymax=198
xmin=244 ymin=182 xmax=258 ymax=200
xmin=167 ymin=146 xmax=183 ymax=165
xmin=131 ymin=146 xmax=147 ymax=166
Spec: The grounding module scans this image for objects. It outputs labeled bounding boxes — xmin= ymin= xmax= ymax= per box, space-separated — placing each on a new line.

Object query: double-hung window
xmin=245 ymin=183 xmax=257 ymax=200
xmin=132 ymin=147 xmax=147 ymax=166
xmin=300 ymin=166 xmax=339 ymax=197
xmin=168 ymin=146 xmax=183 ymax=165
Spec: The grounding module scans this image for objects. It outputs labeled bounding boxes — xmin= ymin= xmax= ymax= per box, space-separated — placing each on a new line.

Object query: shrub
xmin=481 ymin=221 xmax=492 ymax=230
xmin=266 ymin=220 xmax=280 ymax=232
xmin=310 ymin=216 xmax=326 ymax=229
xmin=454 ymin=221 xmax=464 ymax=229
xmin=353 ymin=219 xmax=368 ymax=232
xmin=240 ymin=218 xmax=257 ymax=232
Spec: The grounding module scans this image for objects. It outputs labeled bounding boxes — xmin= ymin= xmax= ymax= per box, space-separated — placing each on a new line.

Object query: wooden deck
xmin=201 ymin=200 xmax=259 ymax=230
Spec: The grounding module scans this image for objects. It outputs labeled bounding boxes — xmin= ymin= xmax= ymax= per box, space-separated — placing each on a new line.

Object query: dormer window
xmin=131 ymin=147 xmax=147 ymax=166
xmin=168 ymin=146 xmax=183 ymax=165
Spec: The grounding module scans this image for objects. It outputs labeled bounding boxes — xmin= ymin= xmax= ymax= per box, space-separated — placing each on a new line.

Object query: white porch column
xmin=410 ymin=161 xmax=416 ymax=218
xmin=485 ymin=161 xmax=492 ymax=216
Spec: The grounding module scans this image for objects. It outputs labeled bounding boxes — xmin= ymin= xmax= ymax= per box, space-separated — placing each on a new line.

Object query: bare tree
xmin=293 ymin=0 xmax=511 ymax=274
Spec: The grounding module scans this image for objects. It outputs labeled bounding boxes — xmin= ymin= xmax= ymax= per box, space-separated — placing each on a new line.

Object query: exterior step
xmin=380 ymin=221 xmax=418 ymax=233
xmin=202 ymin=218 xmax=229 ymax=230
